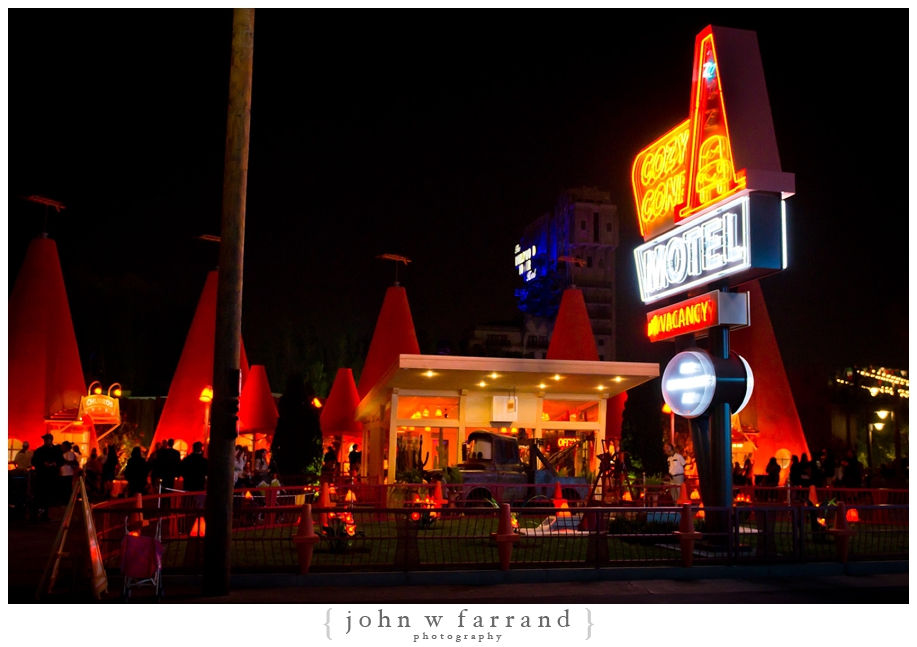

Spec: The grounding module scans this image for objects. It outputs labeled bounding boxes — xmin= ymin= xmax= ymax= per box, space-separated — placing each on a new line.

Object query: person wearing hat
xmin=31 ymin=434 xmax=64 ymax=522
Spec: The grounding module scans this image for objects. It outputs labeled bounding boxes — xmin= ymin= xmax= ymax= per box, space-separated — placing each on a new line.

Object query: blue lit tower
xmin=514 ymin=187 xmax=619 ymax=360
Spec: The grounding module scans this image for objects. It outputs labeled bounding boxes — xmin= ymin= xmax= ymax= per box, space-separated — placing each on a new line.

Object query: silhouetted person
xmin=124 ymin=446 xmax=150 ymax=496
xmin=765 ymin=457 xmax=781 ymax=486
xmin=157 ymin=438 xmax=182 ymax=492
xmin=180 ymin=441 xmax=208 ymax=508
xmin=180 ymin=441 xmax=208 ymax=492
xmin=32 ymin=434 xmax=63 ymax=521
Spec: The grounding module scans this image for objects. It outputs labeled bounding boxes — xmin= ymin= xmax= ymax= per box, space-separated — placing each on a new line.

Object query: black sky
xmin=7 ymin=10 xmax=909 ymax=394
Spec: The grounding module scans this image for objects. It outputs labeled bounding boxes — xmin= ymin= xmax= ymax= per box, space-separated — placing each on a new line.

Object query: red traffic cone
xmin=292 ymin=504 xmax=321 ymax=574
xmin=677 ymin=481 xmax=691 ymax=504
xmin=673 ymin=503 xmax=703 ymax=567
xmin=808 ymin=485 xmax=819 ymax=507
xmin=828 ymin=500 xmax=855 ymax=564
xmin=552 ymin=482 xmax=566 ymax=508
xmin=432 ymin=481 xmax=446 ymax=508
xmin=492 ymin=503 xmax=521 ymax=571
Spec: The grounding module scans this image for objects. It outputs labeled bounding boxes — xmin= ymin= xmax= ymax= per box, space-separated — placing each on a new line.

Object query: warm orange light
xmin=129 ymin=531 xmax=140 ymax=537
xmin=8 ymin=463 xmax=16 ymax=471
xmin=199 ymin=386 xmax=213 ymax=403
xmin=552 ymin=374 xmax=561 ymax=381
xmin=478 ymin=381 xmax=487 ymax=387
xmin=679 ymin=32 xmax=745 ymax=223
xmin=647 ymin=295 xmax=718 ymax=342
xmin=113 ymin=388 xmax=122 ymax=397
xmin=435 ymin=408 xmax=443 ymax=417
xmin=93 ymin=386 xmax=102 ymax=395
xmin=422 ymin=408 xmax=429 ymax=417
xmin=538 ymin=383 xmax=547 ymax=389
xmin=622 ymin=491 xmax=633 ymax=502
xmin=190 ymin=517 xmax=206 ymax=537
xmin=662 ymin=403 xmax=673 ymax=414
xmin=312 ymin=398 xmax=323 ymax=408
xmin=411 ymin=512 xmax=420 ymax=521
xmin=345 ymin=490 xmax=356 ymax=503
xmin=631 ymin=28 xmax=747 ymax=241
xmin=846 ymin=508 xmax=859 ymax=523
xmin=244 ymin=491 xmax=253 ymax=499
xmin=817 ymin=517 xmax=827 ymax=527
xmin=542 ymin=412 xmax=550 ymax=421
xmin=689 ymin=490 xmax=700 ymax=500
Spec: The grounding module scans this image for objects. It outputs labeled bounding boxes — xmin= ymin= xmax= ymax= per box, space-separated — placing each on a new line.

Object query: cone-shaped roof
xmin=239 ymin=365 xmax=278 ymax=432
xmin=546 ymin=288 xmax=599 ymax=361
xmin=8 ymin=235 xmax=87 ymax=448
xmin=730 ymin=281 xmax=809 ymax=473
xmin=150 ymin=270 xmax=250 ymax=449
xmin=357 ymin=285 xmax=420 ymax=398
xmin=321 ymin=368 xmax=363 ymax=437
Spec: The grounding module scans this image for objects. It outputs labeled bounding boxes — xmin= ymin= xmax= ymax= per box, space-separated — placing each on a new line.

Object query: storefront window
xmin=396 ymin=396 xmax=459 ymax=421
xmin=8 ymin=438 xmax=22 ymax=463
xmin=540 ymin=430 xmax=595 ymax=478
xmin=542 ymin=399 xmax=599 ymax=422
xmin=396 ymin=426 xmax=459 ymax=476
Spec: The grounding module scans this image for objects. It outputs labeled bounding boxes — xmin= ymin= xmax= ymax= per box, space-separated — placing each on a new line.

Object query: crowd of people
xmin=729 ymin=448 xmax=869 ymax=489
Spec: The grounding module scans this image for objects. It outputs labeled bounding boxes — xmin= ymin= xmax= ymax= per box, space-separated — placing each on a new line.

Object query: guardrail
xmin=92 ymin=488 xmax=908 ymax=575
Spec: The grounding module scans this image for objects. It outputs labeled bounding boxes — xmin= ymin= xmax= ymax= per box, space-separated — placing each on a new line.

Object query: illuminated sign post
xmin=630 ymin=25 xmax=793 ymax=517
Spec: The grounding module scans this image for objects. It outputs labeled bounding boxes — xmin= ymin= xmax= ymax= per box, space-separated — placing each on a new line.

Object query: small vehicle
xmin=431 ymin=431 xmax=588 ymax=506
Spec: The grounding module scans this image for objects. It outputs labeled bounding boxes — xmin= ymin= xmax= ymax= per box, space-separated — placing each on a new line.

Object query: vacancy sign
xmin=647 ymin=289 xmax=749 ymax=343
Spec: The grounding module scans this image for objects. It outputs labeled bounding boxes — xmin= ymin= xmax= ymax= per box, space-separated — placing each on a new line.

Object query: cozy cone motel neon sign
xmin=633 ymin=25 xmax=794 ymax=337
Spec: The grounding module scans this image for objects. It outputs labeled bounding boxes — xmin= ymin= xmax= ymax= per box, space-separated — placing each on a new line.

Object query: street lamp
xmin=662 ymin=403 xmax=675 ymax=445
xmin=200 ymin=385 xmax=213 ymax=447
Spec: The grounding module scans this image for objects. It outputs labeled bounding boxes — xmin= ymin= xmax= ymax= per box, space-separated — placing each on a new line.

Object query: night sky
xmin=7 ymin=10 xmax=910 ymax=396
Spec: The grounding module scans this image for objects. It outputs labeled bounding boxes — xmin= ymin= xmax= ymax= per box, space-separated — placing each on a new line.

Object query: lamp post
xmin=662 ymin=403 xmax=675 ymax=446
xmin=200 ymin=386 xmax=213 ymax=448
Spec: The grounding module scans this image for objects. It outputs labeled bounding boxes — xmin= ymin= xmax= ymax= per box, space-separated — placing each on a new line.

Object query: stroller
xmin=120 ymin=514 xmax=164 ymax=601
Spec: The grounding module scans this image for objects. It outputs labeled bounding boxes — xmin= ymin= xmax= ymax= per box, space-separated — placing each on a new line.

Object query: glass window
xmin=542 ymin=399 xmax=599 ymax=422
xmin=396 ymin=396 xmax=459 ymax=421
xmin=8 ymin=438 xmax=22 ymax=463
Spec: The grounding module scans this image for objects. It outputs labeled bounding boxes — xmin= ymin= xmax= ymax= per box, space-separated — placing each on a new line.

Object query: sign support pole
xmin=707 ymin=314 xmax=733 ymax=541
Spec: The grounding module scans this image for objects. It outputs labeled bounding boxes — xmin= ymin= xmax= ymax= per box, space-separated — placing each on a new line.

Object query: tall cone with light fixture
xmin=151 ymin=270 xmax=251 ymax=452
xmin=8 ymin=235 xmax=89 ymax=450
xmin=358 ymin=284 xmax=420 ymax=486
xmin=321 ymin=369 xmax=364 ymax=470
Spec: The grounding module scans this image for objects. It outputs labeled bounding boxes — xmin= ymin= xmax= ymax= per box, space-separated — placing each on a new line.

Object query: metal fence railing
xmin=92 ymin=489 xmax=908 ymax=575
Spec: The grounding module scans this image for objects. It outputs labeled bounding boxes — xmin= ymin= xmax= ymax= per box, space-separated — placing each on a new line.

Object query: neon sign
xmin=635 ymin=195 xmax=751 ymax=303
xmin=631 ymin=26 xmax=793 ymax=243
xmin=514 ymin=243 xmax=538 ymax=282
xmin=646 ymin=289 xmax=749 ymax=342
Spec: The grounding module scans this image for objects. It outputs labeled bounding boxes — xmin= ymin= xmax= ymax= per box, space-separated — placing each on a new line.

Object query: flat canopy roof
xmin=356 ymin=354 xmax=659 ymax=420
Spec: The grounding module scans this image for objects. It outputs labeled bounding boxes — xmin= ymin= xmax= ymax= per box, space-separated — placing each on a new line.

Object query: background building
xmin=514 ymin=187 xmax=619 ymax=360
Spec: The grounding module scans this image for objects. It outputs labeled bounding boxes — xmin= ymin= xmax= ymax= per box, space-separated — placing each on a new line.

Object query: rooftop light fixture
xmin=614 ymin=377 xmax=623 ymax=383
xmin=423 ymin=370 xmax=435 ymax=377
xmin=200 ymin=386 xmax=213 ymax=403
xmin=877 ymin=410 xmax=890 ymax=420
xmin=553 ymin=374 xmax=561 ymax=381
xmin=490 ymin=372 xmax=499 ymax=379
xmin=478 ymin=381 xmax=487 ymax=387
xmin=538 ymin=383 xmax=547 ymax=389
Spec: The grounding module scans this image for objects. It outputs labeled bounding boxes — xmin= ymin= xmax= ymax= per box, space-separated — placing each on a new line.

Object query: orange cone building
xmin=238 ymin=364 xmax=279 ymax=453
xmin=150 ymin=270 xmax=250 ymax=454
xmin=730 ymin=281 xmax=809 ymax=481
xmin=8 ymin=234 xmax=90 ymax=452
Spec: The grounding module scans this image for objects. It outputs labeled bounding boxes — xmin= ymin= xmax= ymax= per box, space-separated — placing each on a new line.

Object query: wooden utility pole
xmin=202 ymin=7 xmax=254 ymax=597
